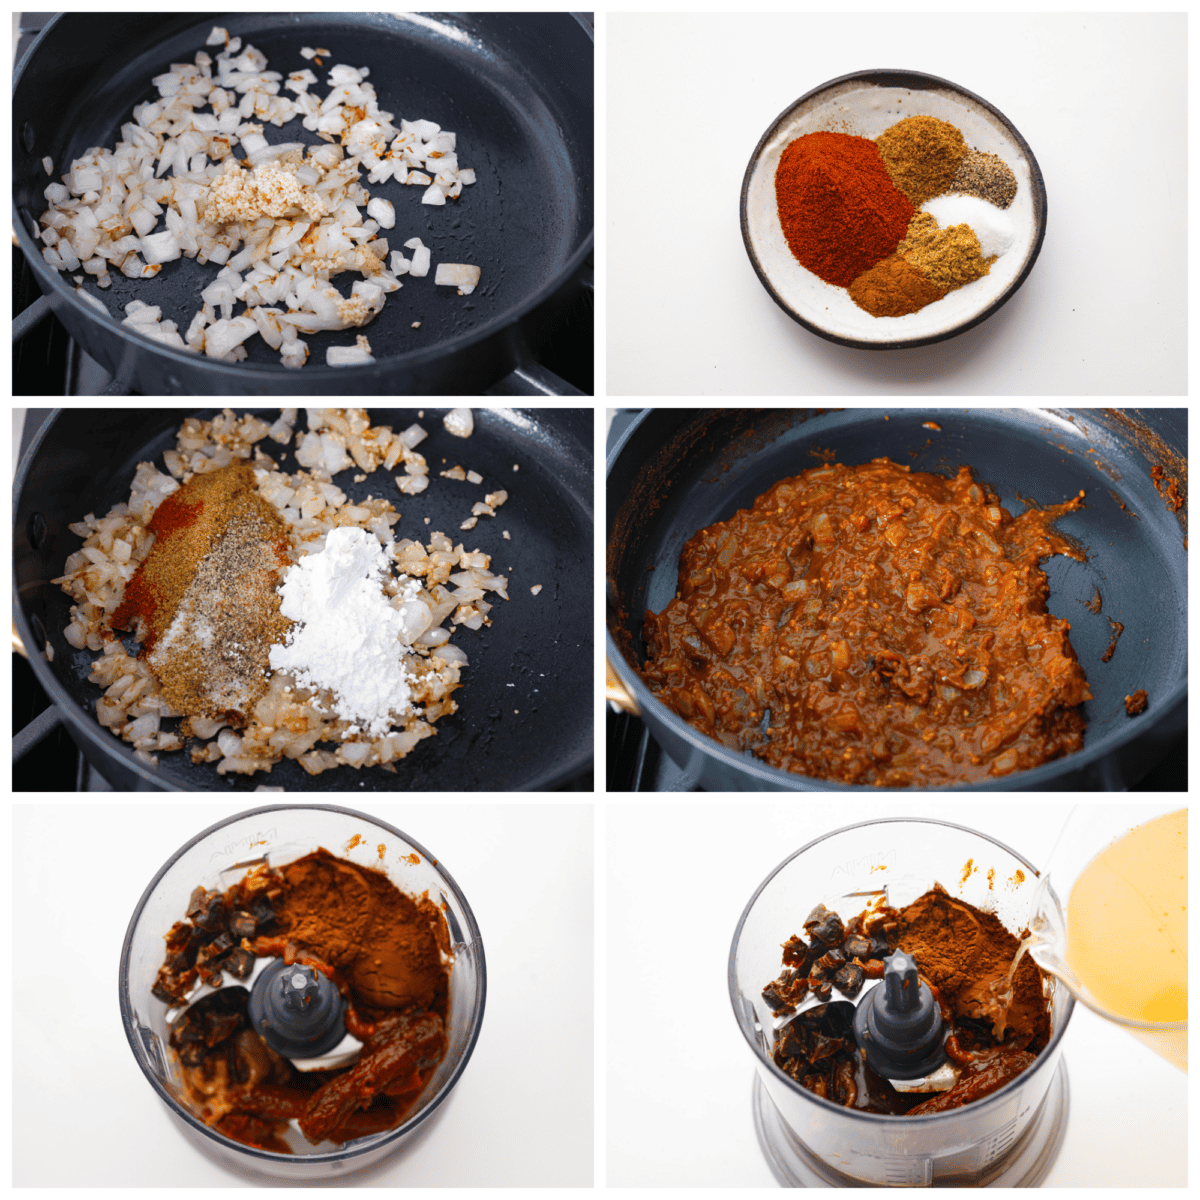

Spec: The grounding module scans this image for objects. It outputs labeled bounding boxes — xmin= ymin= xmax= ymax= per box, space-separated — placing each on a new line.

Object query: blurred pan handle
xmin=606 ymin=658 xmax=640 ymax=716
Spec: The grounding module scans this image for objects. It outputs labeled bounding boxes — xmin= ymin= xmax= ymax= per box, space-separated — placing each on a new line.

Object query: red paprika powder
xmin=111 ymin=491 xmax=205 ymax=647
xmin=775 ymin=132 xmax=914 ymax=288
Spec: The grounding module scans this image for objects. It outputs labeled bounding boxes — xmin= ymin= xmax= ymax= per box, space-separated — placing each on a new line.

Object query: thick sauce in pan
xmin=639 ymin=459 xmax=1092 ymax=786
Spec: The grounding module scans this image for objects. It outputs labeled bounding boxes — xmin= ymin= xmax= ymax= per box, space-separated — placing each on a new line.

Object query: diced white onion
xmin=443 ymin=408 xmax=474 ymax=438
xmin=434 ymin=263 xmax=481 ymax=294
xmin=366 ymin=197 xmax=395 ymax=229
xmin=141 ymin=231 xmax=182 ymax=265
xmin=36 ymin=33 xmax=480 ymax=370
xmin=327 ymin=344 xmax=375 ymax=366
xmin=433 ymin=643 xmax=469 ymax=666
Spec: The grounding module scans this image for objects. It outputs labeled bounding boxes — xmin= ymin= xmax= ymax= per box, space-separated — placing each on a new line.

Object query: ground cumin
xmin=875 ymin=115 xmax=969 ymax=208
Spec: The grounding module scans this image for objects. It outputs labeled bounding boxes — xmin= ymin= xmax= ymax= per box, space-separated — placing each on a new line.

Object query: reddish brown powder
xmin=897 ymin=886 xmax=1050 ymax=1051
xmin=111 ymin=462 xmax=292 ymax=720
xmin=775 ymin=132 xmax=914 ymax=288
xmin=276 ymin=849 xmax=446 ymax=1010
xmin=113 ymin=463 xmax=282 ymax=647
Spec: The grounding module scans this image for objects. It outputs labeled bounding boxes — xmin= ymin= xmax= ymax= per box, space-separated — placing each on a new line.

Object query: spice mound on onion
xmin=54 ymin=408 xmax=513 ymax=778
xmin=36 ymin=28 xmax=481 ymax=368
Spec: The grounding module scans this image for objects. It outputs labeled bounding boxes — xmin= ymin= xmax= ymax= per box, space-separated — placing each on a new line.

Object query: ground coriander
xmin=898 ymin=212 xmax=994 ymax=291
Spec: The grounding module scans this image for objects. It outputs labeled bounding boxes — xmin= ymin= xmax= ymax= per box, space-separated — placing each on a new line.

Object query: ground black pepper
xmin=949 ymin=150 xmax=1018 ymax=209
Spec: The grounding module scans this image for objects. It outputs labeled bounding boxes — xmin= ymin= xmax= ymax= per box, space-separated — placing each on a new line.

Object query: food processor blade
xmin=165 ymin=956 xmax=364 ymax=1071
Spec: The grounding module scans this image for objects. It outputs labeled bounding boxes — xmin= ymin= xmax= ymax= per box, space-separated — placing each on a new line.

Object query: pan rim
xmin=13 ymin=11 xmax=594 ymax=382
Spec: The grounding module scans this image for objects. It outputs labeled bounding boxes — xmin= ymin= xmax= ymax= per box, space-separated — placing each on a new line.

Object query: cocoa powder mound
xmin=277 ymin=849 xmax=445 ymax=1010
xmin=897 ymin=885 xmax=1050 ymax=1051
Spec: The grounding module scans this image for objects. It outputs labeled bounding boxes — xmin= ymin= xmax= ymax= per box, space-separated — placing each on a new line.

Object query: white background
xmin=12 ymin=802 xmax=593 ymax=1187
xmin=606 ymin=802 xmax=1186 ymax=1187
xmin=607 ymin=13 xmax=1186 ymax=395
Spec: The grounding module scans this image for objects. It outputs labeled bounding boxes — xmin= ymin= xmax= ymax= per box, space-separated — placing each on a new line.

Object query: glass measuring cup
xmin=119 ymin=805 xmax=486 ymax=1181
xmin=729 ymin=818 xmax=1074 ymax=1187
xmin=1027 ymin=805 xmax=1186 ymax=1072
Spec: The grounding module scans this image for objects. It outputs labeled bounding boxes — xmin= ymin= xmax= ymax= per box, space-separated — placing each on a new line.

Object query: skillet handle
xmin=487 ymin=362 xmax=585 ymax=396
xmin=487 ymin=264 xmax=593 ymax=396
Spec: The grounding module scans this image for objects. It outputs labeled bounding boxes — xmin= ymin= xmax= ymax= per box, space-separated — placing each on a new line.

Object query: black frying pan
xmin=607 ymin=408 xmax=1187 ymax=791
xmin=15 ymin=407 xmax=593 ymax=790
xmin=13 ymin=12 xmax=593 ymax=395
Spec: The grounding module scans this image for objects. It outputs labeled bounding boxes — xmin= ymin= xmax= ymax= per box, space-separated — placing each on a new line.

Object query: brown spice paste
xmin=761 ymin=887 xmax=1050 ymax=1115
xmin=153 ymin=849 xmax=450 ymax=1152
xmin=111 ymin=463 xmax=293 ymax=721
xmin=639 ymin=459 xmax=1092 ymax=786
xmin=1100 ymin=618 xmax=1124 ymax=663
xmin=1151 ymin=463 xmax=1183 ymax=511
xmin=274 ymin=850 xmax=446 ymax=1010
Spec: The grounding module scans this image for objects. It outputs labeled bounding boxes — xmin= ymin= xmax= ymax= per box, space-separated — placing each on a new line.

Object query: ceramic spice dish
xmin=741 ymin=70 xmax=1047 ymax=350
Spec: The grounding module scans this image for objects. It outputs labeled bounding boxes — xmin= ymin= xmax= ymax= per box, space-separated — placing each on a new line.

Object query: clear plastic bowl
xmin=729 ymin=818 xmax=1074 ymax=1187
xmin=119 ymin=805 xmax=485 ymax=1181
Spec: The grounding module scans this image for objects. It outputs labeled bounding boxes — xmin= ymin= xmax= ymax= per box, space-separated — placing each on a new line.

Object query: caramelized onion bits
xmin=639 ymin=458 xmax=1091 ymax=786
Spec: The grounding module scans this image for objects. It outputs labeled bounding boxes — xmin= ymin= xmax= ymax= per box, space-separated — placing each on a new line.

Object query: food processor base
xmin=751 ymin=1058 xmax=1070 ymax=1188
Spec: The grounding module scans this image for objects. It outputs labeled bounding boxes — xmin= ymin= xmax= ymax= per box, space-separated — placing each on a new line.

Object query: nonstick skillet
xmin=13 ymin=12 xmax=593 ymax=395
xmin=607 ymin=408 xmax=1187 ymax=791
xmin=15 ymin=407 xmax=593 ymax=790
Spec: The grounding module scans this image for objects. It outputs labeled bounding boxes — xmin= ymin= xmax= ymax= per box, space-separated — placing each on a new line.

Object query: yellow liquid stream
xmin=1066 ymin=809 xmax=1187 ymax=1032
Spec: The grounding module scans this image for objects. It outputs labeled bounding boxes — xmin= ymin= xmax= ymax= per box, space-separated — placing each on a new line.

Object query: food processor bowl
xmin=729 ymin=819 xmax=1074 ymax=1187
xmin=119 ymin=805 xmax=485 ymax=1181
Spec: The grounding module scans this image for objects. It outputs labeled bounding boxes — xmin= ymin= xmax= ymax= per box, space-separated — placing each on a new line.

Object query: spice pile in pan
xmin=36 ymin=27 xmax=481 ymax=368
xmin=776 ymin=116 xmax=1019 ymax=317
xmin=638 ymin=458 xmax=1091 ymax=786
xmin=761 ymin=886 xmax=1051 ymax=1114
xmin=154 ymin=847 xmax=450 ymax=1151
xmin=54 ymin=408 xmax=512 ymax=777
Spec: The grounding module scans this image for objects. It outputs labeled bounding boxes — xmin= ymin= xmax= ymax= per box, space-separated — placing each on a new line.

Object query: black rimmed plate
xmin=741 ymin=69 xmax=1047 ymax=350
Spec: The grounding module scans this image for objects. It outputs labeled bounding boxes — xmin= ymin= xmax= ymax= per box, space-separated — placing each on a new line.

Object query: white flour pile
xmin=269 ymin=526 xmax=421 ymax=735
